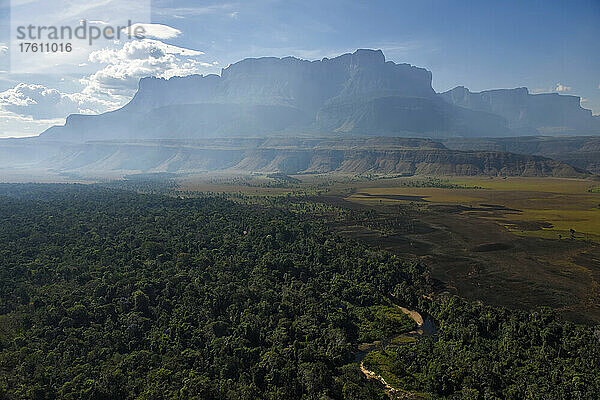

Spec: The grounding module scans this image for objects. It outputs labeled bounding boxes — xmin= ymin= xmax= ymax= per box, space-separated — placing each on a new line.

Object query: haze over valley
xmin=2 ymin=49 xmax=599 ymax=179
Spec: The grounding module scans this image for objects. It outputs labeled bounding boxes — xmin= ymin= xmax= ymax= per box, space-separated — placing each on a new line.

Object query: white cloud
xmin=0 ymin=26 xmax=217 ymax=136
xmin=122 ymin=23 xmax=182 ymax=40
xmin=0 ymin=83 xmax=114 ymax=137
xmin=80 ymin=39 xmax=213 ymax=102
xmin=0 ymin=111 xmax=65 ymax=138
xmin=555 ymin=83 xmax=571 ymax=92
xmin=0 ymin=83 xmax=115 ymax=119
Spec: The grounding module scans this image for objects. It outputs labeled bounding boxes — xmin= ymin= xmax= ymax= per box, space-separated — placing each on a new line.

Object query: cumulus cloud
xmin=555 ymin=83 xmax=571 ymax=92
xmin=0 ymin=111 xmax=66 ymax=138
xmin=0 ymin=29 xmax=217 ymax=135
xmin=81 ymin=39 xmax=212 ymax=101
xmin=0 ymin=83 xmax=115 ymax=119
xmin=122 ymin=23 xmax=182 ymax=40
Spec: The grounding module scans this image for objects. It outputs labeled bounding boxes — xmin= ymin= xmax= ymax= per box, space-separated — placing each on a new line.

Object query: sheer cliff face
xmin=39 ymin=49 xmax=599 ymax=142
xmin=40 ymin=49 xmax=458 ymax=142
xmin=440 ymin=86 xmax=600 ymax=135
xmin=442 ymin=136 xmax=600 ymax=174
xmin=34 ymin=139 xmax=587 ymax=178
xmin=127 ymin=49 xmax=435 ymax=113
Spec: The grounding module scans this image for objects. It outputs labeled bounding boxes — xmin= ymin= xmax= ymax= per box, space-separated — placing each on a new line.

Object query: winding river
xmin=355 ymin=306 xmax=436 ymax=399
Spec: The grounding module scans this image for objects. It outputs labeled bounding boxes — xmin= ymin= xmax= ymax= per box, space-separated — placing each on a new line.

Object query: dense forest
xmin=0 ymin=184 xmax=425 ymax=399
xmin=364 ymin=298 xmax=600 ymax=399
xmin=0 ymin=184 xmax=599 ymax=399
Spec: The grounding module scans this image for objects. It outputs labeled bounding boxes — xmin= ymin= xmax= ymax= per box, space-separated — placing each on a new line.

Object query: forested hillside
xmin=0 ymin=184 xmax=599 ymax=399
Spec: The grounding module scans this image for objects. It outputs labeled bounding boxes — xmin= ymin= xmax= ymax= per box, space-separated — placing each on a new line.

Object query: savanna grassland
xmin=349 ymin=177 xmax=600 ymax=241
xmin=180 ymin=174 xmax=600 ymax=324
xmin=340 ymin=176 xmax=600 ymax=323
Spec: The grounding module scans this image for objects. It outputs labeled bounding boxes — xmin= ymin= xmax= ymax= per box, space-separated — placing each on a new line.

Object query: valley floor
xmin=2 ymin=179 xmax=600 ymax=399
xmin=181 ymin=174 xmax=600 ymax=323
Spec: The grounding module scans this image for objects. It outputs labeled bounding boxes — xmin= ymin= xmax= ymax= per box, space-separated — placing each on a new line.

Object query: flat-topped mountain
xmin=40 ymin=49 xmax=518 ymax=141
xmin=128 ymin=49 xmax=434 ymax=112
xmin=3 ymin=49 xmax=598 ymax=178
xmin=440 ymin=86 xmax=600 ymax=135
xmin=24 ymin=49 xmax=600 ymax=143
xmin=39 ymin=49 xmax=599 ymax=142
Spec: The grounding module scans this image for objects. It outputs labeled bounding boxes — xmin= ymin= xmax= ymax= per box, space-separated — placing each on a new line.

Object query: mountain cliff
xmin=443 ymin=136 xmax=600 ymax=174
xmin=6 ymin=49 xmax=597 ymax=178
xmin=440 ymin=86 xmax=600 ymax=135
xmin=40 ymin=49 xmax=599 ymax=141
xmin=41 ymin=49 xmax=517 ymax=141
xmin=32 ymin=137 xmax=586 ymax=178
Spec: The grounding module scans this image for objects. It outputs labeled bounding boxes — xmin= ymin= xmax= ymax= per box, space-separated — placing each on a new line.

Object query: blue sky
xmin=0 ymin=0 xmax=599 ymax=137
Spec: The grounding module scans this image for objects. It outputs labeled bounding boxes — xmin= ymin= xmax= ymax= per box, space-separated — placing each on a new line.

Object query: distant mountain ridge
xmin=440 ymin=86 xmax=600 ymax=135
xmin=2 ymin=49 xmax=598 ymax=179
xmin=0 ymin=137 xmax=580 ymax=178
xmin=443 ymin=136 xmax=600 ymax=174
xmin=38 ymin=49 xmax=600 ymax=142
xmin=29 ymin=50 xmax=498 ymax=141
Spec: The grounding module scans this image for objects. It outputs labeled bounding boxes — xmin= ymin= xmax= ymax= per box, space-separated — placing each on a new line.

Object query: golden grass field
xmin=348 ymin=177 xmax=600 ymax=242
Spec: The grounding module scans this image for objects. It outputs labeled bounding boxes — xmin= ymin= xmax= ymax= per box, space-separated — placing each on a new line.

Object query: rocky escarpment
xmin=440 ymin=87 xmax=600 ymax=135
xmin=126 ymin=49 xmax=435 ymax=112
xmin=442 ymin=136 xmax=600 ymax=174
xmin=38 ymin=49 xmax=600 ymax=141
xmin=39 ymin=49 xmax=533 ymax=141
xmin=38 ymin=139 xmax=587 ymax=178
xmin=42 ymin=49 xmax=454 ymax=141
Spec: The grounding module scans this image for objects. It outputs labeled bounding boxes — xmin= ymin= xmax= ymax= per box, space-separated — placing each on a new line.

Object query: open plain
xmin=181 ymin=174 xmax=600 ymax=323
